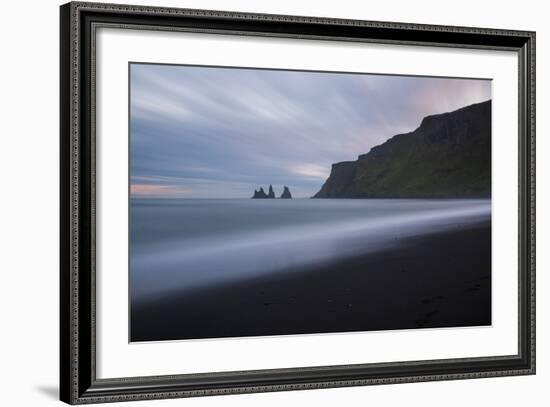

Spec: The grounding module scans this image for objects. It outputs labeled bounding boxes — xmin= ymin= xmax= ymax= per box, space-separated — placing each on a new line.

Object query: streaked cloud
xmin=130 ymin=64 xmax=491 ymax=198
xmin=289 ymin=163 xmax=330 ymax=180
xmin=130 ymin=183 xmax=193 ymax=197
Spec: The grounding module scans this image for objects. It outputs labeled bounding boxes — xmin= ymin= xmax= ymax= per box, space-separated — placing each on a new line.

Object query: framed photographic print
xmin=60 ymin=1 xmax=536 ymax=404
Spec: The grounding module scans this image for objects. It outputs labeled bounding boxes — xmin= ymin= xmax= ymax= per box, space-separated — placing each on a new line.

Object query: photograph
xmin=129 ymin=63 xmax=493 ymax=342
xmin=57 ymin=2 xmax=536 ymax=403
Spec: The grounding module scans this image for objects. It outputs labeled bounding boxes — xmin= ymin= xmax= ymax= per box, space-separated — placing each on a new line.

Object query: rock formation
xmin=280 ymin=186 xmax=292 ymax=199
xmin=252 ymin=187 xmax=268 ymax=199
xmin=252 ymin=185 xmax=293 ymax=199
xmin=313 ymin=100 xmax=491 ymax=198
xmin=267 ymin=184 xmax=275 ymax=199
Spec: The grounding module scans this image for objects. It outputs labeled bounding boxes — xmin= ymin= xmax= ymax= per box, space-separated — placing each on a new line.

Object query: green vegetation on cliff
xmin=314 ymin=100 xmax=491 ymax=198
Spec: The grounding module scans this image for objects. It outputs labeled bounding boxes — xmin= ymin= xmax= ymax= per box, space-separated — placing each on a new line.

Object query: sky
xmin=130 ymin=63 xmax=491 ymax=199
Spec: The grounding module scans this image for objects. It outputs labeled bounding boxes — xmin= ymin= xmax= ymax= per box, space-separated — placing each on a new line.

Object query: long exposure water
xmin=130 ymin=198 xmax=491 ymax=305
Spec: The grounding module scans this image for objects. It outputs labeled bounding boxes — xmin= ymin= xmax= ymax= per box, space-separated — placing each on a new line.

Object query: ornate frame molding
xmin=60 ymin=2 xmax=535 ymax=404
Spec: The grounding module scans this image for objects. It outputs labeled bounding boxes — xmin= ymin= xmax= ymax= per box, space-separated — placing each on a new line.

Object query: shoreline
xmin=131 ymin=220 xmax=491 ymax=342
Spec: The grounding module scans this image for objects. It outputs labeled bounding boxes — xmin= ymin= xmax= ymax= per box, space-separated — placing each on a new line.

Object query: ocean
xmin=130 ymin=198 xmax=490 ymax=304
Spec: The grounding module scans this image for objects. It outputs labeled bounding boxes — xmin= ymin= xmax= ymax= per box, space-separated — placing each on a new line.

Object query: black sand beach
xmin=130 ymin=221 xmax=491 ymax=342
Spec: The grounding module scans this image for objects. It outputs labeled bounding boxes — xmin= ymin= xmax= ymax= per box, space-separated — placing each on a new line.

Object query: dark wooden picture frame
xmin=60 ymin=1 xmax=535 ymax=404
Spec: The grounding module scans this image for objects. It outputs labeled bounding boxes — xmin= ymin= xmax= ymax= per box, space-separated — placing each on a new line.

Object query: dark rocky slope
xmin=314 ymin=100 xmax=491 ymax=198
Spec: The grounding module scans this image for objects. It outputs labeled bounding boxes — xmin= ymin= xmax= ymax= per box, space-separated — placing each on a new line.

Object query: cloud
xmin=289 ymin=163 xmax=330 ymax=180
xmin=130 ymin=64 xmax=491 ymax=198
xmin=130 ymin=183 xmax=193 ymax=197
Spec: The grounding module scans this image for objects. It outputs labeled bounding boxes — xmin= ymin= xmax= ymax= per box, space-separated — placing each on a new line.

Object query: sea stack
xmin=252 ymin=187 xmax=268 ymax=199
xmin=267 ymin=184 xmax=276 ymax=199
xmin=280 ymin=186 xmax=292 ymax=199
xmin=252 ymin=185 xmax=293 ymax=199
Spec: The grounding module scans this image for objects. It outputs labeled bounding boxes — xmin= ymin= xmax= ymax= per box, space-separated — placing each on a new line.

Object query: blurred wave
xmin=130 ymin=199 xmax=490 ymax=302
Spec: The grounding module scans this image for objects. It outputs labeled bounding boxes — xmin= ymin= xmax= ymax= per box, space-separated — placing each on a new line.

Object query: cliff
xmin=313 ymin=100 xmax=491 ymax=198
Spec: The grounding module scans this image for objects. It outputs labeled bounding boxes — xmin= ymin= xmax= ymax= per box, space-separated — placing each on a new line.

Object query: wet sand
xmin=131 ymin=221 xmax=491 ymax=342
